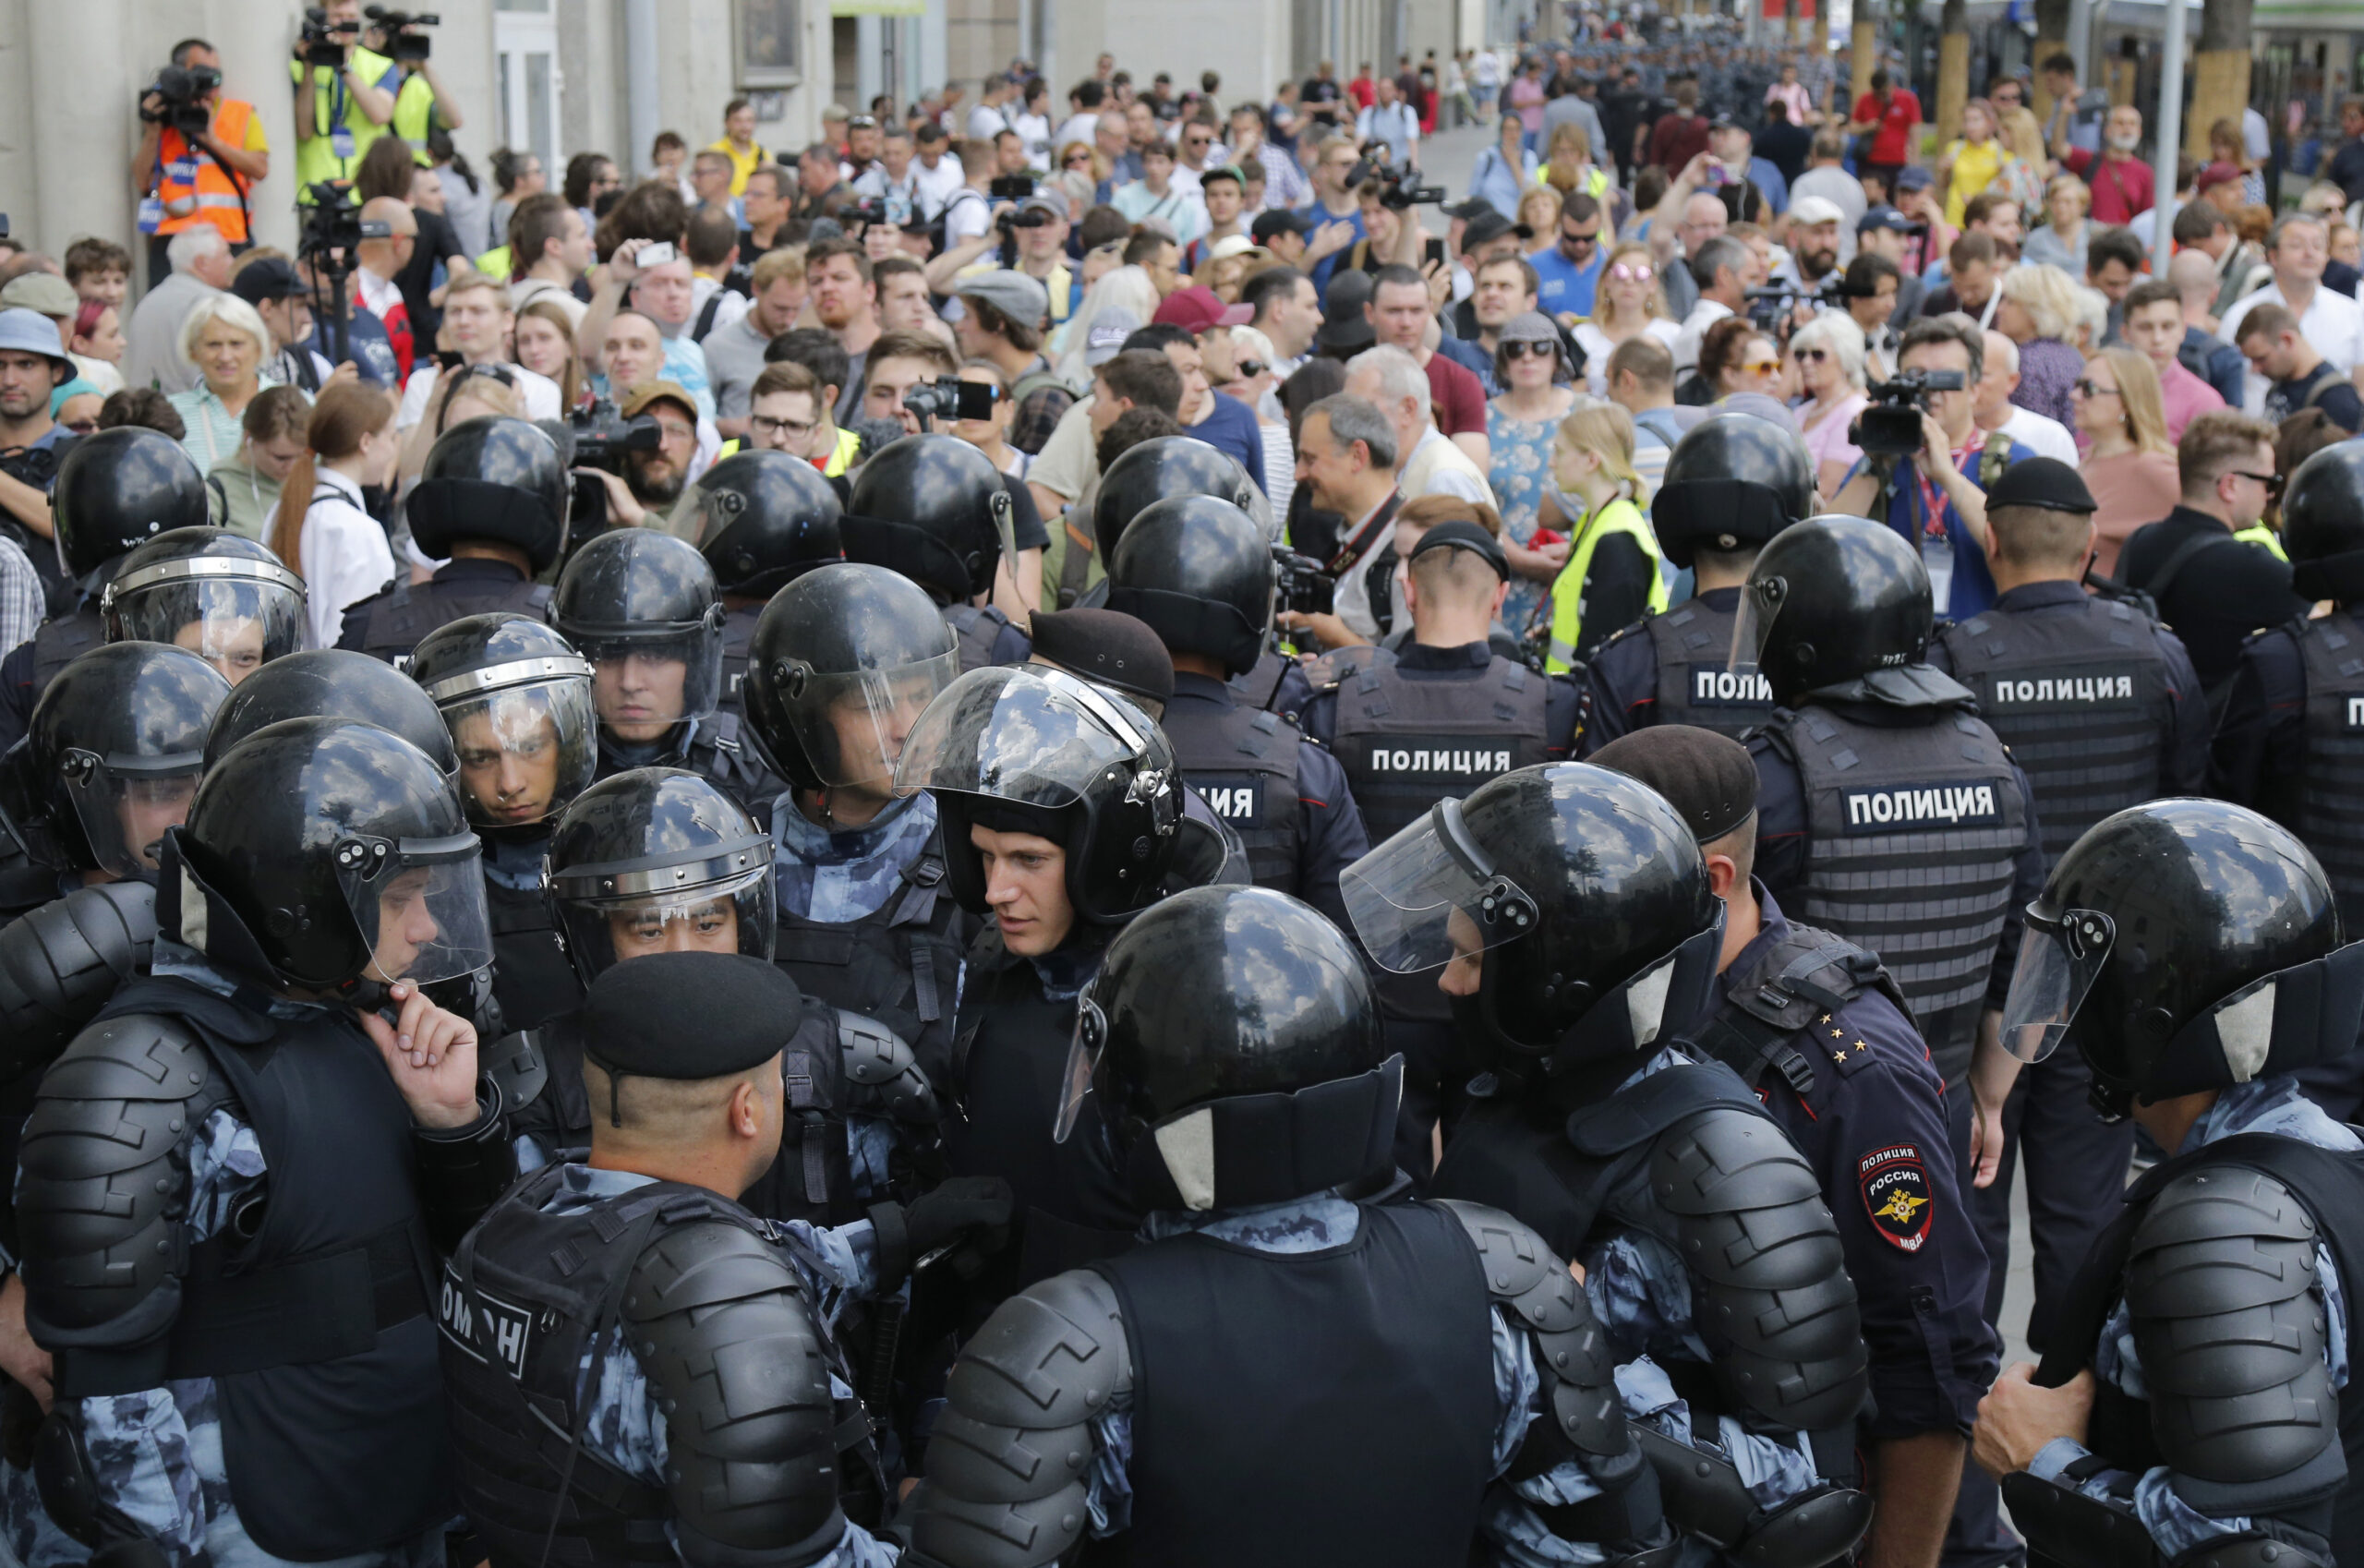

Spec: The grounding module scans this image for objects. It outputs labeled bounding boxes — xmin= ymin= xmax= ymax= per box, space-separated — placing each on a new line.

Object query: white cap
xmin=1789 ymin=195 xmax=1846 ymax=228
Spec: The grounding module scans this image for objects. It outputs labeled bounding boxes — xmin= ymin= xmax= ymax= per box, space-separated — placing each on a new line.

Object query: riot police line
xmin=0 ymin=403 xmax=2349 ymax=1568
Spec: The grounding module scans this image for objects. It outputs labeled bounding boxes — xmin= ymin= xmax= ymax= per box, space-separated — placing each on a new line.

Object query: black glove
xmin=870 ymin=1176 xmax=1012 ymax=1289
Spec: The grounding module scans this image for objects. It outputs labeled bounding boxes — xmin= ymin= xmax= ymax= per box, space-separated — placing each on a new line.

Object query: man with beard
xmin=805 ymin=238 xmax=883 ymax=425
xmin=1779 ymin=195 xmax=1844 ymax=293
xmin=581 ymin=378 xmax=702 ymax=529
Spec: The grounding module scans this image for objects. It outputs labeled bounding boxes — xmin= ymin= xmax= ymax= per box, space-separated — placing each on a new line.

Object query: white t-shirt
xmin=397 ymin=361 xmax=565 ymax=429
xmin=1053 ymin=113 xmax=1099 ymax=154
xmin=912 ymin=155 xmax=966 ymax=221
xmin=943 ymin=187 xmax=995 ymax=247
xmin=294 ymin=468 xmax=398 ymax=650
xmin=1575 ymin=319 xmax=1682 ymax=395
xmin=1996 ymin=404 xmax=2079 ymax=466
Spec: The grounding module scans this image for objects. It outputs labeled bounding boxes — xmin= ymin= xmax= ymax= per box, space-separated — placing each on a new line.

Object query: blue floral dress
xmin=1487 ymin=399 xmax=1565 ymax=633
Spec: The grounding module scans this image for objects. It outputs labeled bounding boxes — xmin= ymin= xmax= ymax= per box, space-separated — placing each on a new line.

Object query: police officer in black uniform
xmin=203 ymin=647 xmax=461 ymax=774
xmin=669 ymin=448 xmax=847 ymax=722
xmin=11 ymin=717 xmax=516 ymax=1568
xmin=98 ymin=526 xmax=308 ymax=687
xmin=550 ymin=526 xmax=781 ymax=819
xmin=1349 ymin=764 xmax=1876 ymax=1565
xmin=1972 ymin=798 xmax=2364 ymax=1567
xmin=1104 ymin=492 xmax=1370 ymax=926
xmin=338 ymin=416 xmax=569 ymax=668
xmin=841 ymin=434 xmax=1031 ymax=671
xmin=1590 ymin=724 xmax=1999 ymax=1568
xmin=908 ymin=885 xmax=1676 ymax=1568
xmin=1576 ymin=412 xmax=1815 ymax=754
xmin=0 ymin=427 xmax=210 ymax=751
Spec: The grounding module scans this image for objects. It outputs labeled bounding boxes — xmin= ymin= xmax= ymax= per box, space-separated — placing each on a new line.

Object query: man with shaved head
xmin=352 ymin=195 xmax=422 ymax=380
xmin=2166 ymin=246 xmax=2247 ymax=408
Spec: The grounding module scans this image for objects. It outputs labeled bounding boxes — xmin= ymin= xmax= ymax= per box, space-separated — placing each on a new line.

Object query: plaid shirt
xmin=1253 ymin=141 xmax=1309 ymax=210
xmin=1008 ymin=355 xmax=1076 ymax=456
xmin=0 ymin=535 xmax=41 ymax=658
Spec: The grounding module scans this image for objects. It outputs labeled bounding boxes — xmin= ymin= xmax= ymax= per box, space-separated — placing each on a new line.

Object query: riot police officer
xmin=338 ymin=416 xmax=569 ymax=667
xmin=1104 ymin=492 xmax=1370 ymax=926
xmin=408 ymin=612 xmax=600 ymax=1031
xmin=669 ymin=448 xmax=846 ymax=721
xmin=908 ymin=885 xmax=1675 ymax=1568
xmin=10 ymin=717 xmax=515 ymax=1568
xmin=1972 ymin=799 xmax=2364 ymax=1566
xmin=0 ymin=427 xmax=210 ymax=750
xmin=99 ymin=526 xmax=307 ymax=686
xmin=1349 ymin=764 xmax=1876 ymax=1565
xmin=840 ymin=434 xmax=1031 ymax=671
xmin=549 ymin=526 xmax=782 ymax=819
xmin=1591 ymin=725 xmax=1997 ymax=1568
xmin=203 ymin=647 xmax=461 ymax=775
xmin=1734 ymin=514 xmax=2045 ymax=1162
xmin=1576 ymin=412 xmax=1814 ymax=754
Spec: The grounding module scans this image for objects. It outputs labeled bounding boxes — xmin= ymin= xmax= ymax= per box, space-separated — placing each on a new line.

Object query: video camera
xmin=1851 ymin=368 xmax=1966 ymax=458
xmin=364 ymin=6 xmax=439 ymax=63
xmin=1743 ymin=282 xmax=1843 ymax=336
xmin=901 ymin=377 xmax=998 ymax=428
xmin=988 ymin=173 xmax=1036 ymax=203
xmin=1272 ymin=544 xmax=1334 ymax=619
xmin=142 ymin=64 xmax=221 ymax=141
xmin=296 ymin=184 xmax=392 ymax=258
xmin=570 ymin=399 xmax=664 ymax=471
xmin=299 ymin=8 xmax=360 ymax=69
xmin=1345 ymin=158 xmax=1446 ymax=210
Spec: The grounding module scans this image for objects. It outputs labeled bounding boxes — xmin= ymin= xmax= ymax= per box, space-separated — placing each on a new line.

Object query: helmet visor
xmin=437 ymin=677 xmax=600 ymax=829
xmin=574 ymin=625 xmax=725 ymax=736
xmin=553 ymin=864 xmax=777 ymax=979
xmin=1342 ymin=799 xmax=1540 ymax=974
xmin=63 ymin=750 xmax=200 ymax=876
xmin=1054 ymin=990 xmax=1108 ymax=1144
xmin=1998 ymin=904 xmax=2116 ymax=1063
xmin=1726 ymin=573 xmax=1788 ymax=681
xmin=109 ymin=572 xmax=306 ymax=685
xmin=894 ymin=665 xmax=1152 ymax=807
xmin=773 ymin=650 xmax=962 ymax=790
xmin=338 ymin=831 xmax=495 ymax=986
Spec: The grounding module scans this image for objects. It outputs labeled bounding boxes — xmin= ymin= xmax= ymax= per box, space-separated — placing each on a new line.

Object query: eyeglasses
xmin=1740 ymin=357 xmax=1782 ymax=375
xmin=1792 ymin=346 xmax=1827 ymax=363
xmin=2072 ymin=379 xmax=2119 ymax=398
xmin=1065 ymin=151 xmax=1093 ymax=165
xmin=1502 ymin=340 xmax=1554 ymax=358
xmin=751 ymin=412 xmax=817 ymax=440
xmin=1607 ymin=262 xmax=1654 ymax=283
xmin=2229 ymin=469 xmax=2285 ymax=490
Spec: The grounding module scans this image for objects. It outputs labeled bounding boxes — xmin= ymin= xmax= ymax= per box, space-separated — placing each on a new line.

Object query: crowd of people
xmin=0 ymin=8 xmax=2357 ymax=1568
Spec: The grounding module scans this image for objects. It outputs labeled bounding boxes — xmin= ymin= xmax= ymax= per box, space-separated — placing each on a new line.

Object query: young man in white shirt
xmin=396 ymin=273 xmax=562 ymax=436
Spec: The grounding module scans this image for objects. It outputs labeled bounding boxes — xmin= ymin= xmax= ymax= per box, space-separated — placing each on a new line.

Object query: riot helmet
xmin=167 ymin=716 xmax=491 ymax=992
xmin=1999 ymin=799 xmax=2360 ymax=1114
xmin=1058 ymin=885 xmax=1399 ymax=1212
xmin=2280 ymin=440 xmax=2364 ymax=605
xmin=1650 ymin=412 xmax=1817 ymax=570
xmin=549 ymin=528 xmax=727 ymax=743
xmin=895 ymin=664 xmax=1182 ymax=925
xmin=1092 ymin=436 xmax=1272 ymax=563
xmin=29 ymin=643 xmax=230 ymax=876
xmin=670 ymin=449 xmax=847 ymax=597
xmin=544 ymin=767 xmax=776 ymax=987
xmin=407 ymin=613 xmax=598 ymax=833
xmin=742 ymin=562 xmax=959 ymax=797
xmin=1343 ymin=762 xmax=1723 ymax=1087
xmin=406 ymin=416 xmax=571 ymax=573
xmin=52 ymin=427 xmax=208 ymax=580
xmin=205 ymin=649 xmax=459 ymax=778
xmin=1104 ymin=495 xmax=1276 ymax=678
xmin=1728 ymin=514 xmax=1933 ymax=708
xmin=101 ymin=528 xmax=306 ymax=684
xmin=840 ymin=433 xmax=1015 ymax=604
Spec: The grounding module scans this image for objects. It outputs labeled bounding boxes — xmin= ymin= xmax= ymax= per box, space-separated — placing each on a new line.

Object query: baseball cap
xmin=1789 ymin=195 xmax=1846 ymax=228
xmin=1018 ymin=187 xmax=1070 ymax=220
xmin=1200 ymin=163 xmax=1247 ymax=190
xmin=1207 ymin=235 xmax=1267 ymax=264
xmin=1251 ymin=209 xmax=1317 ymax=246
xmin=1152 ymin=284 xmax=1253 ymax=333
xmin=956 ymin=269 xmax=1052 ymax=328
xmin=2196 ymin=161 xmax=2246 ymax=194
xmin=1084 ymin=306 xmax=1141 ymax=368
xmin=1857 ymin=203 xmax=1916 ymax=235
xmin=1446 ymin=197 xmax=1496 ymax=223
xmin=1893 ymin=165 xmax=1935 ymax=193
xmin=0 ymin=308 xmax=69 ymax=368
xmin=0 ymin=273 xmax=78 ymax=320
xmin=230 ymin=257 xmax=308 ymax=307
xmin=619 ymin=381 xmax=699 ymax=423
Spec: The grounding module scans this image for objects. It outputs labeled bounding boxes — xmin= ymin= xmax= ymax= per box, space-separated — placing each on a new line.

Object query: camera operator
xmin=576 ymin=380 xmax=699 ymax=529
xmin=290 ymin=0 xmax=397 ymax=195
xmin=925 ymin=190 xmax=1073 ymax=333
xmin=135 ymin=38 xmax=270 ymax=289
xmin=362 ymin=7 xmax=463 ymax=162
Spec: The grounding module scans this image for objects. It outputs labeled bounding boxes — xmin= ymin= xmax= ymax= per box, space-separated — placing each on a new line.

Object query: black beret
xmin=1027 ymin=608 xmax=1176 ymax=706
xmin=1983 ymin=456 xmax=2096 ymax=514
xmin=583 ymin=952 xmax=806 ymax=1081
xmin=1408 ymin=519 xmax=1510 ymax=580
xmin=1588 ymin=724 xmax=1760 ymax=844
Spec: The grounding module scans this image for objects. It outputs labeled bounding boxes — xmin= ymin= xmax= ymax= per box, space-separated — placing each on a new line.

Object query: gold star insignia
xmin=1832 ymin=1050 xmax=1848 ymax=1063
xmin=1819 ymin=1014 xmax=1833 ymax=1026
xmin=1855 ymin=1041 xmax=1869 ymax=1052
xmin=1830 ymin=1027 xmax=1844 ymax=1038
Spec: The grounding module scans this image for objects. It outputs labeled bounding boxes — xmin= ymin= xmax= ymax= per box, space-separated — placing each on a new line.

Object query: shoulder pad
xmin=36 ymin=1012 xmax=214 ymax=1111
xmin=624 ymin=1209 xmax=806 ymax=1322
xmin=1651 ymin=1103 xmax=1827 ymax=1217
xmin=0 ymin=880 xmax=157 ymax=1081
xmin=942 ymin=1268 xmax=1130 ymax=1431
xmin=1432 ymin=1199 xmax=1582 ymax=1329
xmin=479 ymin=1028 xmax=549 ymax=1117
xmin=836 ymin=1008 xmax=938 ymax=1124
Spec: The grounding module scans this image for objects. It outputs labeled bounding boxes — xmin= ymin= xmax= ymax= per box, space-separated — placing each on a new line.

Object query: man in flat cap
xmin=1592 ymin=724 xmax=1996 ymax=1568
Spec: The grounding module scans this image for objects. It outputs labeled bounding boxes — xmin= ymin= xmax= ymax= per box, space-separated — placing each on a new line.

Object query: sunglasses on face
xmin=1740 ymin=358 xmax=1781 ymax=375
xmin=1066 ymin=152 xmax=1092 ymax=165
xmin=1793 ymin=346 xmax=1827 ymax=363
xmin=1608 ymin=262 xmax=1653 ymax=283
xmin=2230 ymin=468 xmax=2285 ymax=491
xmin=1502 ymin=340 xmax=1554 ymax=358
xmin=2073 ymin=379 xmax=2118 ymax=398
xmin=1236 ymin=359 xmax=1268 ymax=377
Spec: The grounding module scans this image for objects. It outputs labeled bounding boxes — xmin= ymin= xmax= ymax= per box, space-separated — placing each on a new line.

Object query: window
xmin=741 ymin=0 xmax=802 ymax=88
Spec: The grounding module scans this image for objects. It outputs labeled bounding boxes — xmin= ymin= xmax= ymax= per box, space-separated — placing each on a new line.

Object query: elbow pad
xmin=411 ymin=1082 xmax=516 ymax=1255
xmin=0 ymin=881 xmax=155 ymax=1084
xmin=837 ymin=1010 xmax=938 ymax=1125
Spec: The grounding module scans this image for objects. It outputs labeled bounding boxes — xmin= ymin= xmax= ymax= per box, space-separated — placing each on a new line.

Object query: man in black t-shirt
xmin=2236 ymin=302 xmax=2364 ymax=433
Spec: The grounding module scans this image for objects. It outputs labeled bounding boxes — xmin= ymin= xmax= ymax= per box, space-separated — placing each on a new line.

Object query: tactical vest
xmin=71 ymin=976 xmax=452 ymax=1560
xmin=29 ymin=611 xmax=103 ymax=710
xmin=1084 ymin=1202 xmax=1497 ymax=1568
xmin=343 ymin=575 xmax=553 ymax=670
xmin=717 ymin=601 xmax=763 ymax=721
xmin=439 ymin=1164 xmax=880 ymax=1568
xmin=1157 ymin=696 xmax=1307 ymax=895
xmin=1770 ymin=700 xmax=2025 ymax=1083
xmin=941 ymin=602 xmax=1020 ymax=672
xmin=1325 ymin=648 xmax=1552 ymax=842
xmin=1938 ymin=597 xmax=2175 ymax=868
xmin=485 ymin=863 xmax=578 ymax=1034
xmin=2294 ymin=611 xmax=2364 ymax=928
xmin=597 ymin=715 xmax=783 ymax=830
xmin=1643 ymin=598 xmax=1774 ymax=739
xmin=1691 ymin=920 xmax=1915 ymax=1105
xmin=1227 ymin=649 xmax=1309 ymax=720
xmin=774 ymin=836 xmax=969 ymax=1091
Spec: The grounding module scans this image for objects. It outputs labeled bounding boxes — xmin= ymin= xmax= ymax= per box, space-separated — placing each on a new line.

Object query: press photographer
xmin=362 ymin=7 xmax=464 ymax=162
xmin=134 ymin=38 xmax=269 ymax=287
xmin=291 ymin=0 xmax=396 ymax=196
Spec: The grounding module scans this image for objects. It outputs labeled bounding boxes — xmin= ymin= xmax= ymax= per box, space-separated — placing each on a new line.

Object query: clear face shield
xmin=893 ymin=664 xmax=1152 ymax=809
xmin=333 ymin=830 xmax=495 ymax=986
xmin=576 ymin=617 xmax=726 ymax=740
xmin=1725 ymin=572 xmax=1787 ymax=682
xmin=423 ymin=656 xmax=599 ymax=830
xmin=776 ymin=649 xmax=962 ymax=790
xmin=105 ymin=562 xmax=309 ymax=687
xmin=548 ymin=832 xmax=778 ymax=981
xmin=61 ymin=748 xmax=201 ymax=876
xmin=1054 ymin=987 xmax=1109 ymax=1143
xmin=1340 ymin=797 xmax=1540 ymax=975
xmin=1998 ymin=904 xmax=2116 ymax=1063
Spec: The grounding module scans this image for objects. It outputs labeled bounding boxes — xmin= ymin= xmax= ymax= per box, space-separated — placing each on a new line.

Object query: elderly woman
xmin=1574 ymin=243 xmax=1680 ymax=394
xmin=1470 ymin=115 xmax=1538 ymax=222
xmin=1679 ymin=318 xmax=1780 ymax=406
xmin=1994 ymin=262 xmax=2085 ymax=428
xmin=2020 ymin=175 xmax=2093 ymax=273
xmin=1485 ymin=311 xmax=1582 ymax=631
xmin=167 ymin=293 xmax=279 ymax=476
xmin=1790 ymin=311 xmax=1870 ymax=495
xmin=1224 ymin=323 xmax=1295 ymax=519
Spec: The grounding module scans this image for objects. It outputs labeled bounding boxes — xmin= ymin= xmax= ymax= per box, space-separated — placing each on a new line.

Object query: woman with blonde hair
xmin=512 ymin=296 xmax=586 ymax=412
xmin=1993 ymin=262 xmax=2085 ymax=428
xmin=1532 ymin=399 xmax=1667 ymax=672
xmin=269 ymin=381 xmax=400 ymax=649
xmin=2070 ymin=346 xmax=2181 ymax=578
xmin=1516 ymin=186 xmax=1563 ymax=256
xmin=2021 ymin=174 xmax=2092 ymax=272
xmin=167 ymin=293 xmax=279 ymax=475
xmin=1572 ymin=243 xmax=1677 ymax=393
xmin=1538 ymin=122 xmax=1612 ymax=211
xmin=1790 ymin=311 xmax=1871 ymax=494
xmin=1051 ymin=139 xmax=1104 ymax=215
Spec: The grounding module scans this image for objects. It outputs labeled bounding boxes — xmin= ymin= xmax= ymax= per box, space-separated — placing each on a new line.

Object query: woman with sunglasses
xmin=1790 ymin=312 xmax=1871 ymax=495
xmin=1678 ymin=317 xmax=1779 ymax=407
xmin=1485 ymin=312 xmax=1581 ymax=633
xmin=2070 ymin=347 xmax=2181 ymax=579
xmin=1052 ymin=140 xmax=1105 ymax=216
xmin=1574 ymin=243 xmax=1679 ymax=395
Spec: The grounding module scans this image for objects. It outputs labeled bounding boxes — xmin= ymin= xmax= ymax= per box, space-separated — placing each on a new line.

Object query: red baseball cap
xmin=1152 ymin=284 xmax=1253 ymax=333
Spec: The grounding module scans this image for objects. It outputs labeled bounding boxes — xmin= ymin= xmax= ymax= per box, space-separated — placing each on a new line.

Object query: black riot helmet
xmin=1650 ymin=412 xmax=1817 ymax=570
xmin=1729 ymin=513 xmax=1933 ymax=708
xmin=29 ymin=642 xmax=230 ymax=876
xmin=407 ymin=416 xmax=572 ymax=573
xmin=1105 ymin=495 xmax=1275 ymax=678
xmin=2000 ymin=799 xmax=2362 ymax=1116
xmin=840 ymin=433 xmax=1015 ymax=604
xmin=543 ymin=767 xmax=776 ymax=987
xmin=2280 ymin=440 xmax=2364 ymax=605
xmin=166 ymin=716 xmax=490 ymax=993
xmin=407 ymin=613 xmax=598 ymax=834
xmin=670 ymin=449 xmax=847 ymax=597
xmin=53 ymin=427 xmax=209 ymax=579
xmin=100 ymin=527 xmax=307 ymax=684
xmin=550 ymin=528 xmax=728 ymax=739
xmin=896 ymin=664 xmax=1183 ymax=925
xmin=204 ymin=649 xmax=459 ymax=777
xmin=1092 ymin=436 xmax=1273 ymax=563
xmin=1059 ymin=886 xmax=1400 ymax=1212
xmin=1344 ymin=762 xmax=1723 ymax=1089
xmin=742 ymin=562 xmax=959 ymax=793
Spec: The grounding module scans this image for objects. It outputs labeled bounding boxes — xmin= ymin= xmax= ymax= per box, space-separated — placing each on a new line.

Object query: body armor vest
xmin=1769 ymin=699 xmax=2025 ymax=1084
xmin=1644 ymin=598 xmax=1775 ymax=739
xmin=595 ymin=714 xmax=783 ymax=831
xmin=1226 ymin=650 xmax=1310 ymax=722
xmin=941 ymin=603 xmax=1020 ymax=673
xmin=1939 ymin=597 xmax=2175 ymax=868
xmin=1324 ymin=648 xmax=1552 ymax=842
xmin=2293 ymin=611 xmax=2364 ymax=928
xmin=1157 ymin=696 xmax=1306 ymax=895
xmin=29 ymin=612 xmax=103 ymax=704
xmin=485 ymin=853 xmax=578 ymax=1033
xmin=773 ymin=832 xmax=970 ymax=1090
xmin=344 ymin=575 xmax=552 ymax=670
xmin=1691 ymin=919 xmax=1913 ymax=1105
xmin=1084 ymin=1201 xmax=1497 ymax=1568
xmin=717 ymin=601 xmax=762 ymax=721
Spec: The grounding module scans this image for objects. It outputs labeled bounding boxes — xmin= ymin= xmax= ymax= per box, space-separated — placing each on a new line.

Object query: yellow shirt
xmin=706 ymin=137 xmax=770 ymax=196
xmin=1942 ymin=138 xmax=2003 ymax=227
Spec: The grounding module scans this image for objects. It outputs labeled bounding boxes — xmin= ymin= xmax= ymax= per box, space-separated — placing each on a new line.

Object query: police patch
xmin=1839 ymin=779 xmax=2004 ymax=833
xmin=1687 ymin=662 xmax=1774 ymax=707
xmin=1193 ymin=776 xmax=1265 ymax=822
xmin=1858 ymin=1144 xmax=1935 ymax=1252
xmin=438 ymin=1263 xmax=535 ymax=1377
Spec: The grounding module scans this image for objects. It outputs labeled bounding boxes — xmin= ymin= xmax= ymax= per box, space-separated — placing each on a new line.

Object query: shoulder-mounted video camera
xmin=365 ymin=6 xmax=440 ymax=63
xmin=1851 ymin=368 xmax=1966 ymax=458
xmin=299 ymin=8 xmax=360 ymax=69
xmin=142 ymin=65 xmax=222 ymax=140
xmin=1346 ymin=158 xmax=1446 ymax=210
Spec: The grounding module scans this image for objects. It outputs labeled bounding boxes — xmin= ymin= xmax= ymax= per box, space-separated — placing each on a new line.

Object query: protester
xmin=164 ymin=293 xmax=275 ymax=474
xmin=1482 ymin=312 xmax=1578 ymax=632
xmin=2068 ymin=347 xmax=2182 ymax=577
xmin=268 ymin=380 xmax=399 ymax=648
